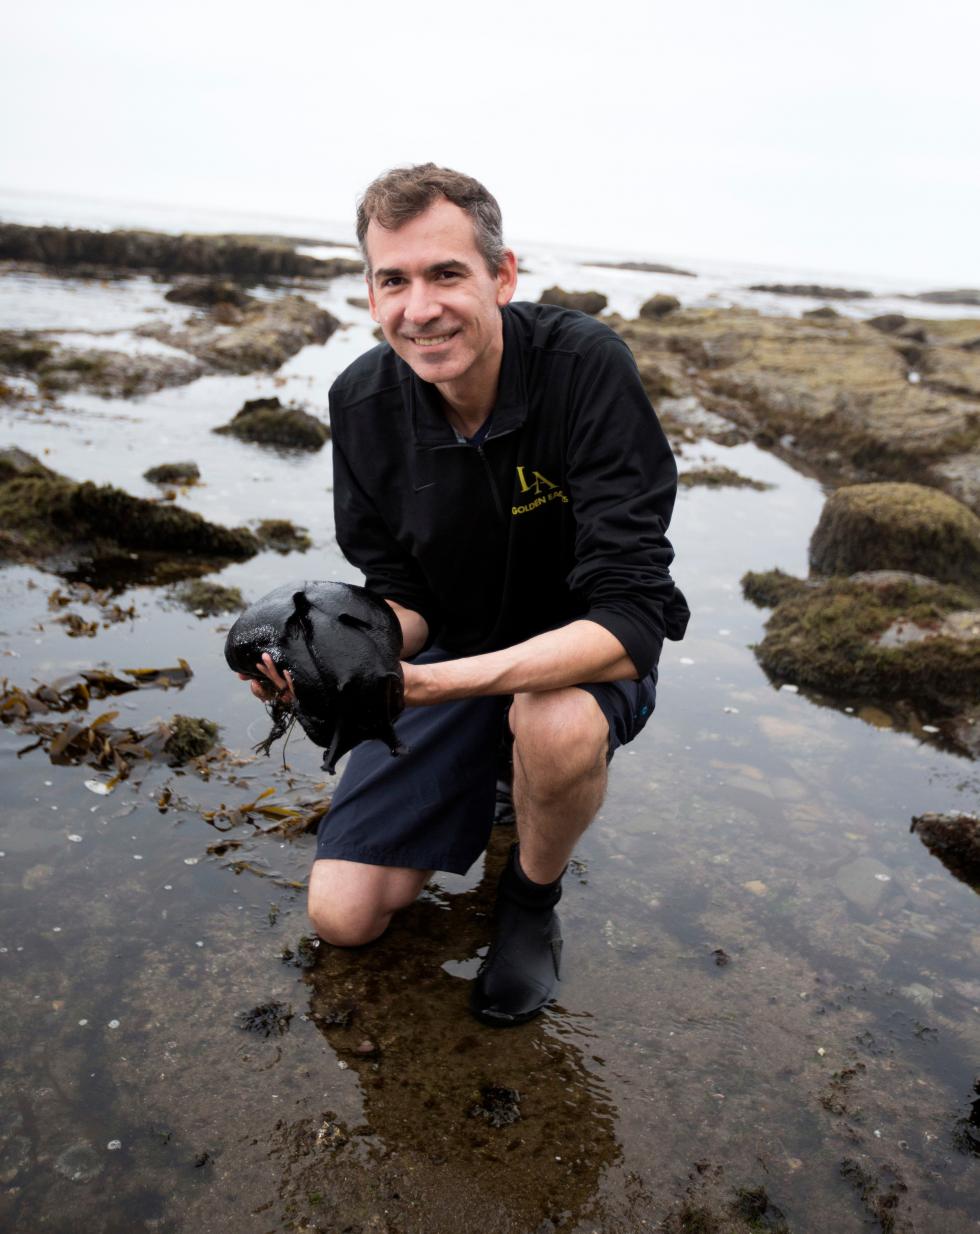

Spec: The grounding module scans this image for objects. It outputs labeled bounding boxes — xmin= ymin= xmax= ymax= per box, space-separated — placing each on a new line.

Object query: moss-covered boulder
xmin=0 ymin=448 xmax=258 ymax=572
xmin=144 ymin=461 xmax=201 ymax=486
xmin=214 ymin=397 xmax=329 ymax=451
xmin=678 ymin=465 xmax=772 ymax=491
xmin=538 ymin=287 xmax=607 ymax=316
xmin=809 ymin=483 xmax=980 ymax=590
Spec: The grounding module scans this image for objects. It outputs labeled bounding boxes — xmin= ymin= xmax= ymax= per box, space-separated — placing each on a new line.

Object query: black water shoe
xmin=471 ymin=845 xmax=563 ymax=1026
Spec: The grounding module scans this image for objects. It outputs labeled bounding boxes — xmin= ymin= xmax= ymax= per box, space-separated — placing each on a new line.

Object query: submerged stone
xmin=54 ymin=1142 xmax=103 ymax=1183
xmin=469 ymin=1084 xmax=521 ymax=1128
xmin=253 ymin=518 xmax=313 ymax=553
xmin=171 ymin=579 xmax=245 ymax=617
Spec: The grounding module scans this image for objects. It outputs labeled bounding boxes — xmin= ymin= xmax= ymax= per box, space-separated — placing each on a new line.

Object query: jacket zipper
xmin=476 ymin=444 xmax=505 ymax=523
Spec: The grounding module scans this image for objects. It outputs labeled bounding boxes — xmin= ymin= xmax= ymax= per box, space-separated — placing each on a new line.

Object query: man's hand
xmin=238 ymin=652 xmax=296 ymax=705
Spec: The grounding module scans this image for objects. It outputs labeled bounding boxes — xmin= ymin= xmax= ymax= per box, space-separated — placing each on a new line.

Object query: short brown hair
xmin=356 ymin=163 xmax=506 ymax=276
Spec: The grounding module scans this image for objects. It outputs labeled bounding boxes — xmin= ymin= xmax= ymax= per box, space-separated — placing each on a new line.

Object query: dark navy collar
xmin=408 ymin=306 xmax=528 ymax=448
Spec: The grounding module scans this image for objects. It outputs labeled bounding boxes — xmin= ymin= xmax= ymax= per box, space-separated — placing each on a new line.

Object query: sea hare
xmin=224 ymin=580 xmax=404 ymax=772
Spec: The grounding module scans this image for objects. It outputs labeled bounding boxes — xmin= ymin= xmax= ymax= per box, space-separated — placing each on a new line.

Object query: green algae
xmin=213 ymin=397 xmax=330 ymax=451
xmin=253 ymin=519 xmax=312 ymax=553
xmin=171 ymin=579 xmax=245 ymax=617
xmin=163 ymin=715 xmax=219 ymax=765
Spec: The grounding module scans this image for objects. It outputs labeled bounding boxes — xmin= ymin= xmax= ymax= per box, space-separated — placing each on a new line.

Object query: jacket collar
xmin=407 ymin=306 xmax=528 ymax=447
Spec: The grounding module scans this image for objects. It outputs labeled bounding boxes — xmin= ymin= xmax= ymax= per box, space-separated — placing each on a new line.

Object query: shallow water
xmin=1 ymin=256 xmax=978 ymax=1233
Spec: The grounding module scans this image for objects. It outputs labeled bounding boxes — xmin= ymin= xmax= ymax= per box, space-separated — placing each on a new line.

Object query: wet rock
xmin=584 ymin=258 xmax=696 ymax=277
xmin=0 ymin=221 xmax=361 ymax=280
xmin=952 ymin=1079 xmax=980 ymax=1156
xmin=163 ymin=715 xmax=219 ymax=765
xmin=164 ymin=279 xmax=255 ymax=309
xmin=711 ymin=948 xmax=730 ymax=967
xmin=469 ymin=1084 xmax=521 ymax=1128
xmin=214 ymin=396 xmax=330 ymax=450
xmin=741 ymin=568 xmax=813 ymax=608
xmin=868 ymin=313 xmax=909 ymax=334
xmin=346 ymin=296 xmax=371 ymax=309
xmin=610 ymin=307 xmax=980 ymax=511
xmin=678 ymin=466 xmax=772 ymax=491
xmin=0 ymin=449 xmax=258 ymax=573
xmin=170 ymin=579 xmax=245 ymax=616
xmin=137 ymin=295 xmax=339 ymax=373
xmin=281 ymin=935 xmax=320 ymax=970
xmin=253 ymin=518 xmax=313 ymax=553
xmin=748 ymin=282 xmax=871 ymax=299
xmin=538 ymin=286 xmax=607 ymax=315
xmin=744 ymin=570 xmax=980 ymax=742
xmin=639 ymin=293 xmax=681 ymax=320
xmin=236 ymin=1001 xmax=293 ymax=1037
xmin=809 ymin=483 xmax=980 ymax=590
xmin=834 ymin=857 xmax=894 ymax=914
xmin=54 ymin=1141 xmax=103 ymax=1183
xmin=911 ymin=812 xmax=980 ymax=888
xmin=0 ymin=328 xmax=205 ymax=398
xmin=144 ymin=461 xmax=200 ymax=486
xmin=802 ymin=305 xmax=841 ymax=320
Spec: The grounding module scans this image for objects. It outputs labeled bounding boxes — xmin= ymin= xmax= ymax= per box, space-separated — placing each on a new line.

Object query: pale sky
xmin=2 ymin=0 xmax=978 ymax=283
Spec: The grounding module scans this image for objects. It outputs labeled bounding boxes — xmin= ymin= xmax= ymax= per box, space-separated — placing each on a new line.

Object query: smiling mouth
xmin=407 ymin=332 xmax=456 ymax=347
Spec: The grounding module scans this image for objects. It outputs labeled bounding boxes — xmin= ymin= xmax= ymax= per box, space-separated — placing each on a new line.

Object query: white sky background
xmin=2 ymin=0 xmax=978 ymax=283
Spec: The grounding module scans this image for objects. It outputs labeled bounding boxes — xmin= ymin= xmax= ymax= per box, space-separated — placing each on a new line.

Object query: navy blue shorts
xmin=315 ymin=648 xmax=657 ymax=875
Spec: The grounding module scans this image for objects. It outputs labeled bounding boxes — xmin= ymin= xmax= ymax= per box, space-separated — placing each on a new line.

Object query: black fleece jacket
xmin=329 ymin=301 xmax=689 ymax=679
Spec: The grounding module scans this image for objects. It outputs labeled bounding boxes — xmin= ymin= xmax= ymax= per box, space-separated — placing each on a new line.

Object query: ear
xmin=366 ymin=274 xmax=380 ymax=323
xmin=495 ymin=248 xmax=518 ymax=308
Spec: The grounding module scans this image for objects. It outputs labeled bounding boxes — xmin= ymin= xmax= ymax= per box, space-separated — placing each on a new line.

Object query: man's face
xmin=365 ymin=197 xmax=517 ymax=392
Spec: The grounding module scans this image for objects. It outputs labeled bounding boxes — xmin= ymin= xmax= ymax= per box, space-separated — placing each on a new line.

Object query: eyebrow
xmin=373 ymin=259 xmax=473 ymax=280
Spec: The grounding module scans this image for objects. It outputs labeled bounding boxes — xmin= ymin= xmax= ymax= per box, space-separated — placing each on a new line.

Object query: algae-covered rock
xmin=164 ymin=715 xmax=219 ymax=765
xmin=609 ymin=307 xmax=980 ymax=512
xmin=0 ymin=329 xmax=205 ymax=398
xmin=137 ymin=295 xmax=339 ymax=373
xmin=639 ymin=294 xmax=681 ymax=320
xmin=911 ymin=812 xmax=980 ymax=889
xmin=911 ymin=289 xmax=980 ymax=307
xmin=538 ymin=287 xmax=608 ymax=316
xmin=748 ymin=571 xmax=980 ymax=717
xmin=0 ymin=448 xmax=257 ymax=572
xmin=171 ymin=580 xmax=245 ymax=617
xmin=583 ymin=259 xmax=696 ymax=277
xmin=144 ymin=461 xmax=201 ymax=486
xmin=809 ymin=483 xmax=980 ymax=590
xmin=741 ymin=568 xmax=814 ymax=608
xmin=214 ymin=397 xmax=329 ymax=451
xmin=867 ymin=314 xmax=908 ymax=334
xmin=678 ymin=466 xmax=772 ymax=491
xmin=803 ymin=306 xmax=841 ymax=321
xmin=253 ymin=519 xmax=312 ymax=553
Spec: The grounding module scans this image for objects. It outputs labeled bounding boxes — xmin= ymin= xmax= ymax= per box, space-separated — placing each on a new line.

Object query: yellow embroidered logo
xmin=513 ymin=465 xmax=569 ymax=516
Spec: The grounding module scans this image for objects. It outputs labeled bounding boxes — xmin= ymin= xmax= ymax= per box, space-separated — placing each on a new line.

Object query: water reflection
xmin=273 ymin=830 xmax=620 ymax=1233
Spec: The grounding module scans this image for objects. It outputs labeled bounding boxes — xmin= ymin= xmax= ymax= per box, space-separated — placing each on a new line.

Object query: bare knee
xmin=307 ymin=859 xmax=430 ymax=947
xmin=509 ymin=688 xmax=608 ymax=790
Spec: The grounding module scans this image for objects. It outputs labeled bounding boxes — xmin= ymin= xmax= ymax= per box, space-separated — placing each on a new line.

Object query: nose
xmin=403 ymin=279 xmax=441 ymax=326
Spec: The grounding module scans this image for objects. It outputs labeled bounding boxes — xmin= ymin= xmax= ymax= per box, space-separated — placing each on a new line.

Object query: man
xmin=250 ymin=164 xmax=689 ymax=1025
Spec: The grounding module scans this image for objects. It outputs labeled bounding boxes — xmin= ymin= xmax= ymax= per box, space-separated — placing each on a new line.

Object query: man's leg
xmin=308 ymin=859 xmax=433 ymax=947
xmin=471 ymin=687 xmax=609 ymax=1027
xmin=509 ymin=687 xmax=609 ymax=883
